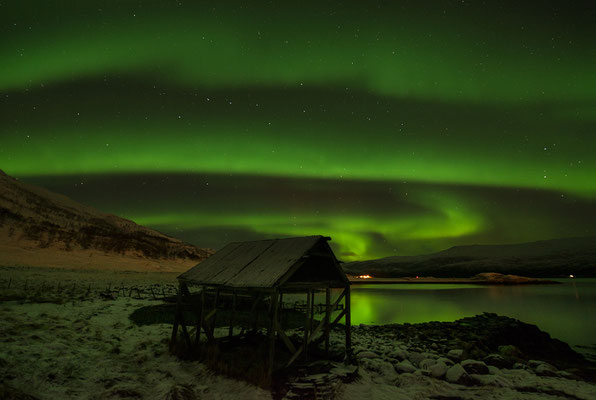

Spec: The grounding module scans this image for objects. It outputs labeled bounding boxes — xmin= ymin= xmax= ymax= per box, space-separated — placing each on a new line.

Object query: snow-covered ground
xmin=0 ymin=298 xmax=269 ymax=399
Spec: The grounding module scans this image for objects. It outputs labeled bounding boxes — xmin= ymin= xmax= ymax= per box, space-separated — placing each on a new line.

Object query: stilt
xmin=267 ymin=291 xmax=279 ymax=386
xmin=304 ymin=289 xmax=312 ymax=361
xmin=229 ymin=290 xmax=237 ymax=338
xmin=325 ymin=287 xmax=331 ymax=355
xmin=195 ymin=287 xmax=205 ymax=347
xmin=345 ymin=285 xmax=352 ymax=362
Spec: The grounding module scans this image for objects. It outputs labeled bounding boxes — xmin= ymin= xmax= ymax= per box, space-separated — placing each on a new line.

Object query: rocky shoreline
xmin=340 ymin=313 xmax=596 ymax=396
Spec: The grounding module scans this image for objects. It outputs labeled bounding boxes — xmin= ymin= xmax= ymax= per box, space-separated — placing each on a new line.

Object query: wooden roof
xmin=177 ymin=235 xmax=349 ymax=289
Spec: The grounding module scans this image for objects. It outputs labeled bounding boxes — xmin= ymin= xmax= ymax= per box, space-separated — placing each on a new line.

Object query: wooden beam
xmin=325 ymin=287 xmax=331 ymax=355
xmin=211 ymin=288 xmax=220 ymax=340
xmin=274 ymin=319 xmax=296 ymax=354
xmin=251 ymin=293 xmax=262 ymax=332
xmin=345 ymin=285 xmax=352 ymax=361
xmin=285 ymin=345 xmax=303 ymax=367
xmin=178 ymin=309 xmax=192 ymax=350
xmin=195 ymin=287 xmax=205 ymax=347
xmin=228 ymin=290 xmax=237 ymax=338
xmin=303 ymin=289 xmax=312 ymax=361
xmin=170 ymin=312 xmax=179 ymax=351
xmin=330 ymin=307 xmax=347 ymax=328
xmin=267 ymin=291 xmax=279 ymax=385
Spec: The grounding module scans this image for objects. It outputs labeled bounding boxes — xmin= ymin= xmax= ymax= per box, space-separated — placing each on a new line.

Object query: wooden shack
xmin=170 ymin=235 xmax=351 ymax=385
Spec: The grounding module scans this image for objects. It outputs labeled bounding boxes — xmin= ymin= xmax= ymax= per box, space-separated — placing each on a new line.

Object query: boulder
xmin=357 ymin=351 xmax=380 ymax=360
xmin=483 ymin=354 xmax=511 ymax=369
xmin=498 ymin=345 xmax=524 ymax=360
xmin=408 ymin=352 xmax=427 ymax=366
xmin=436 ymin=357 xmax=454 ymax=366
xmin=512 ymin=362 xmax=530 ymax=370
xmin=487 ymin=366 xmax=501 ymax=375
xmin=447 ymin=349 xmax=464 ymax=361
xmin=388 ymin=348 xmax=408 ymax=361
xmin=535 ymin=362 xmax=558 ymax=377
xmin=395 ymin=359 xmax=417 ymax=373
xmin=418 ymin=358 xmax=437 ymax=370
xmin=445 ymin=364 xmax=475 ymax=386
xmin=461 ymin=359 xmax=489 ymax=375
xmin=430 ymin=360 xmax=449 ymax=379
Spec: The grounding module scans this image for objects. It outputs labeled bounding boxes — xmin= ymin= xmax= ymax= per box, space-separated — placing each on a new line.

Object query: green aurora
xmin=2 ymin=1 xmax=595 ymax=260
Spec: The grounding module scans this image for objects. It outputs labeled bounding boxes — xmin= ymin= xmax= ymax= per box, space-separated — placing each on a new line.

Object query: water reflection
xmin=346 ymin=278 xmax=596 ymax=347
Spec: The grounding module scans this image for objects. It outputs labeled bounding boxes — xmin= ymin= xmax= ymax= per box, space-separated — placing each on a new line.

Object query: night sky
xmin=2 ymin=1 xmax=595 ymax=260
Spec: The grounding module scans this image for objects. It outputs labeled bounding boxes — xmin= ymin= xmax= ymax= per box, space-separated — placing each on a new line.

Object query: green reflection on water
xmin=346 ymin=278 xmax=596 ymax=347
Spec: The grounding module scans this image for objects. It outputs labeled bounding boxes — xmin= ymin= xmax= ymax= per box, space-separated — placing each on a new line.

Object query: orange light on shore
xmin=358 ymin=274 xmax=373 ymax=279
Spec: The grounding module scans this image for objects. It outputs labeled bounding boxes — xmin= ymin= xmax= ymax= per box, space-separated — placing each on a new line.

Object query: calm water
xmin=346 ymin=278 xmax=596 ymax=349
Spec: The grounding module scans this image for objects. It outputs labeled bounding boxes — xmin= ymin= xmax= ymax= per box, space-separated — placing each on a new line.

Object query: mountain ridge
xmin=0 ymin=170 xmax=213 ymax=271
xmin=342 ymin=236 xmax=596 ymax=278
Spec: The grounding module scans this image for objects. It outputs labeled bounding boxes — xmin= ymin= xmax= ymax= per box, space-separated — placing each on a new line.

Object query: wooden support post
xmin=304 ymin=289 xmax=312 ymax=361
xmin=229 ymin=290 xmax=236 ymax=338
xmin=195 ymin=287 xmax=205 ymax=347
xmin=211 ymin=288 xmax=220 ymax=340
xmin=309 ymin=290 xmax=315 ymax=335
xmin=170 ymin=283 xmax=183 ymax=351
xmin=177 ymin=282 xmax=192 ymax=350
xmin=253 ymin=295 xmax=261 ymax=332
xmin=325 ymin=287 xmax=331 ymax=356
xmin=345 ymin=285 xmax=352 ymax=362
xmin=267 ymin=291 xmax=279 ymax=385
xmin=278 ymin=292 xmax=284 ymax=325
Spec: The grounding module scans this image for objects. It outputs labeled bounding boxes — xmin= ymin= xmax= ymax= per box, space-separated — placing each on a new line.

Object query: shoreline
xmin=349 ymin=274 xmax=561 ymax=285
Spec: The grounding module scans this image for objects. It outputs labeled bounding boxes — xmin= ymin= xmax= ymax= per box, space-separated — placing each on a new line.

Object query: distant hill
xmin=0 ymin=170 xmax=213 ymax=271
xmin=342 ymin=236 xmax=596 ymax=278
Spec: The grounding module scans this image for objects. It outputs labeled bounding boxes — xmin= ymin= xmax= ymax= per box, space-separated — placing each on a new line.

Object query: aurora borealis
xmin=2 ymin=1 xmax=595 ymax=260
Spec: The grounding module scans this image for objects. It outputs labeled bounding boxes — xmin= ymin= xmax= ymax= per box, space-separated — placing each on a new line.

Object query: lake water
xmin=347 ymin=278 xmax=596 ymax=351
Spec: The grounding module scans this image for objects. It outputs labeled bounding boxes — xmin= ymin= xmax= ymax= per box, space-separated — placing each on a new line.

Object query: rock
xmin=436 ymin=357 xmax=454 ymax=366
xmin=445 ymin=364 xmax=474 ymax=386
xmin=487 ymin=366 xmax=500 ymax=375
xmin=535 ymin=362 xmax=558 ymax=377
xmin=461 ymin=359 xmax=489 ymax=375
xmin=430 ymin=360 xmax=449 ymax=379
xmin=388 ymin=348 xmax=407 ymax=361
xmin=498 ymin=345 xmax=524 ymax=359
xmin=418 ymin=358 xmax=437 ymax=370
xmin=512 ymin=362 xmax=530 ymax=370
xmin=357 ymin=351 xmax=379 ymax=360
xmin=395 ymin=359 xmax=417 ymax=373
xmin=447 ymin=349 xmax=464 ymax=361
xmin=483 ymin=354 xmax=511 ymax=369
xmin=360 ymin=358 xmax=398 ymax=380
xmin=408 ymin=352 xmax=426 ymax=366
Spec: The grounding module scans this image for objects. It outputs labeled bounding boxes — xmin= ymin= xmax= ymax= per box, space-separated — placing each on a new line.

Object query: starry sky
xmin=2 ymin=1 xmax=595 ymax=260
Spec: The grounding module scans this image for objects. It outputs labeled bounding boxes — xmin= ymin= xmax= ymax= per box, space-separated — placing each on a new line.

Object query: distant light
xmin=569 ymin=274 xmax=574 ymax=278
xmin=358 ymin=274 xmax=372 ymax=279
xmin=416 ymin=276 xmax=419 ymax=279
